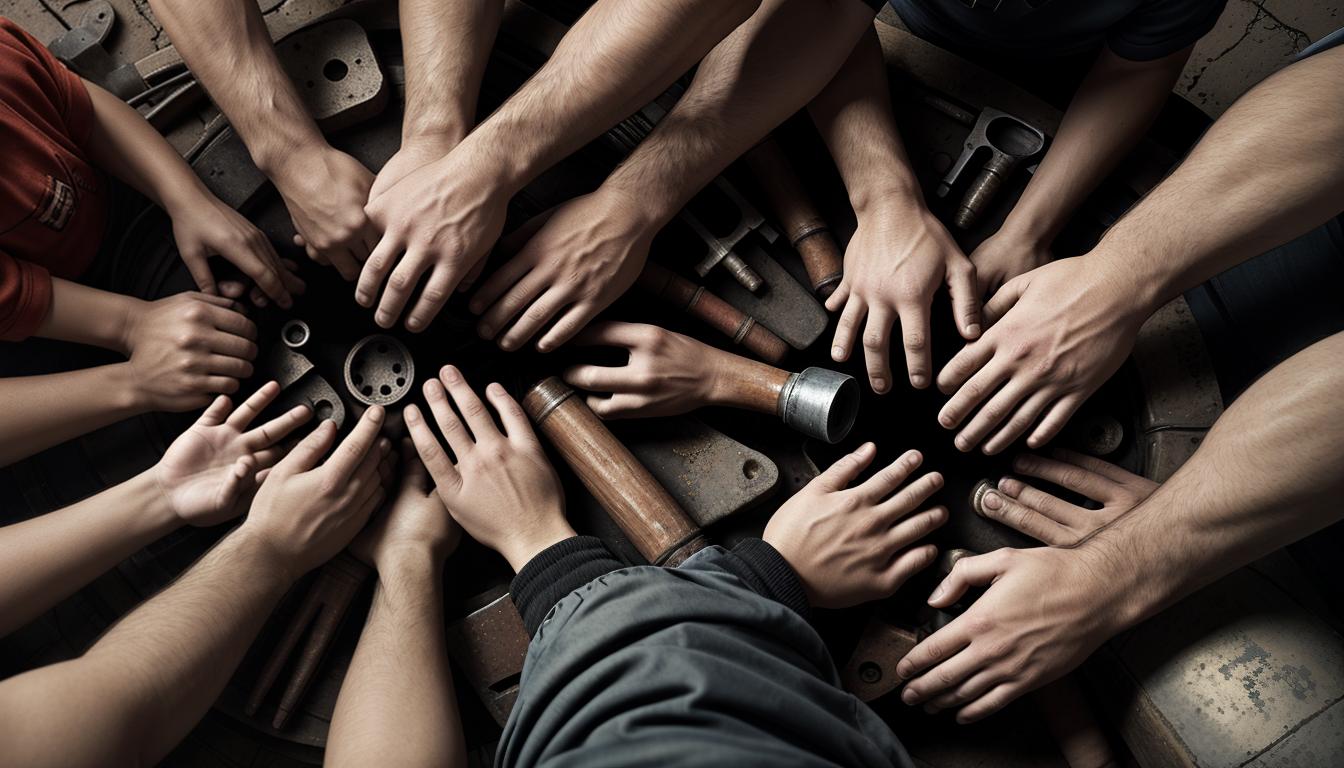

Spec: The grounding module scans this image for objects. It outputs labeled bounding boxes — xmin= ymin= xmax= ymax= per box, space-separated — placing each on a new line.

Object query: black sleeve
xmin=693 ymin=538 xmax=811 ymax=619
xmin=510 ymin=536 xmax=625 ymax=635
xmin=1107 ymin=0 xmax=1226 ymax=61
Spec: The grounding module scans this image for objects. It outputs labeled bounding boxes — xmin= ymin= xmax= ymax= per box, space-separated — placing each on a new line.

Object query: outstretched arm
xmin=970 ymin=45 xmax=1193 ymax=293
xmin=0 ymin=407 xmax=391 ymax=768
xmin=148 ymin=0 xmax=377 ymax=278
xmin=329 ymin=446 xmax=466 ymax=768
xmin=808 ymin=26 xmax=979 ymax=394
xmin=358 ymin=0 xmax=763 ymax=332
xmin=935 ymin=44 xmax=1344 ymax=454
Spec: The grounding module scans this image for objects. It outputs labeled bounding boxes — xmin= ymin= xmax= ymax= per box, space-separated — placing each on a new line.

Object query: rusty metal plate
xmin=841 ymin=618 xmax=919 ymax=702
xmin=707 ymin=242 xmax=828 ymax=351
xmin=1132 ymin=297 xmax=1224 ymax=431
xmin=611 ymin=417 xmax=778 ymax=529
xmin=445 ymin=592 xmax=530 ymax=728
xmin=277 ymin=19 xmax=387 ymax=131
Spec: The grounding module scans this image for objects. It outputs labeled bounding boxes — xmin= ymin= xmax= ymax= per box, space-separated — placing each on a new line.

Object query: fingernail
xmin=478 ymin=324 xmax=493 ymax=338
xmin=442 ymin=365 xmax=460 ymax=382
xmin=939 ymin=414 xmax=954 ymax=428
xmin=954 ymin=436 xmax=970 ymax=452
xmin=910 ymin=374 xmax=927 ymax=388
xmin=831 ymin=345 xmax=844 ymax=359
xmin=929 ymin=581 xmax=947 ymax=603
xmin=982 ymin=491 xmax=1002 ymax=511
xmin=499 ymin=338 xmax=516 ymax=351
xmin=967 ymin=323 xmax=981 ymax=337
xmin=902 ymin=688 xmax=919 ymax=705
xmin=872 ymin=377 xmax=887 ymax=393
xmin=368 ymin=405 xmax=385 ymax=419
xmin=405 ymin=405 xmax=420 ymax=422
xmin=355 ymin=291 xmax=370 ymax=306
xmin=536 ymin=341 xmax=551 ymax=353
xmin=896 ymin=662 xmax=912 ymax=680
xmin=406 ymin=317 xmax=421 ymax=331
xmin=375 ymin=312 xmax=392 ymax=327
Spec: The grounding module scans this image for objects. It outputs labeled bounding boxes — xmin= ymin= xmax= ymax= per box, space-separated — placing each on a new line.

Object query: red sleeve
xmin=0 ymin=249 xmax=54 ymax=342
xmin=0 ymin=18 xmax=95 ymax=146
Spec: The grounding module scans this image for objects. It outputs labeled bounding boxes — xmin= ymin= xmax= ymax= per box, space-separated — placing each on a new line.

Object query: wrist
xmin=400 ymin=118 xmax=468 ymax=152
xmin=229 ymin=524 xmax=302 ymax=587
xmin=257 ymin=138 xmax=335 ymax=192
xmin=130 ymin=468 xmax=188 ymax=537
xmin=113 ymin=296 xmax=148 ymax=357
xmin=501 ymin=515 xmax=577 ymax=573
xmin=995 ymin=206 xmax=1061 ymax=249
xmin=849 ymin=173 xmax=925 ymax=219
xmin=376 ymin=548 xmax=444 ymax=586
xmin=1081 ymin=244 xmax=1167 ymax=324
xmin=107 ymin=361 xmax=149 ymax=413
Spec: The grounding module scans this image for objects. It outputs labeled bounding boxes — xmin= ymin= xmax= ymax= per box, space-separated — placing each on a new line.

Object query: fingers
xmin=356 ymin=236 xmax=402 ymax=308
xmin=459 ymin=252 xmax=487 ymax=294
xmin=896 ymin=620 xmax=973 ymax=683
xmin=926 ymin=550 xmax=1007 ymax=609
xmin=1010 ymin=453 xmax=1117 ymax=500
xmin=1026 ymin=394 xmax=1084 ymax=449
xmin=403 ymin=265 xmax=453 ymax=332
xmin=938 ymin=362 xmax=1008 ymax=431
xmin=823 ymin=279 xmax=849 ymax=314
xmin=948 ymin=261 xmax=982 ymax=340
xmin=229 ymin=239 xmax=292 ymax=309
xmin=955 ymin=682 xmax=1027 ymax=724
xmin=423 ymin=377 xmax=474 ymax=456
xmin=562 ymin=363 xmax=632 ymax=393
xmin=245 ymin=403 xmax=313 ymax=450
xmin=884 ymin=508 xmax=948 ymax=549
xmin=952 ymin=380 xmax=1030 ymax=452
xmin=405 ymin=404 xmax=462 ymax=490
xmin=498 ymin=290 xmax=570 ymax=351
xmin=880 ymin=543 xmax=940 ymax=593
xmin=936 ymin=339 xmax=995 ymax=395
xmin=375 ymin=251 xmax=429 ymax=328
xmin=901 ymin=641 xmax=983 ymax=706
xmin=205 ymin=354 xmax=253 ymax=379
xmin=924 ymin=667 xmax=1003 ymax=713
xmin=874 ymin=472 xmax=945 ymax=522
xmin=977 ymin=487 xmax=1073 ymax=545
xmin=855 ymin=449 xmax=922 ymax=501
xmin=895 ymin=303 xmax=931 ymax=390
xmin=980 ymin=390 xmax=1054 ymax=456
xmin=274 ymin=419 xmax=339 ymax=476
xmin=323 ymin=405 xmax=385 ymax=478
xmin=325 ymin=247 xmax=363 ymax=282
xmin=1047 ymin=447 xmax=1143 ymax=485
xmin=205 ymin=330 xmax=259 ymax=361
xmin=439 ymin=365 xmax=499 ymax=440
xmin=536 ymin=302 xmax=599 ymax=353
xmin=813 ymin=442 xmax=877 ymax=493
xmin=226 ymin=381 xmax=282 ymax=429
xmin=485 ymin=382 xmax=536 ymax=443
xmin=861 ymin=305 xmax=897 ymax=394
xmin=982 ymin=276 xmax=1027 ymax=328
xmin=214 ymin=456 xmax=254 ymax=514
xmin=584 ymin=393 xmax=650 ymax=419
xmin=197 ymin=395 xmax=234 ymax=427
xmin=203 ymin=376 xmax=241 ymax=395
xmin=468 ymin=251 xmax=533 ymax=315
xmin=205 ymin=304 xmax=258 ymax=342
xmin=830 ymin=296 xmax=866 ymax=363
xmin=477 ymin=271 xmax=546 ymax=344
xmin=569 ymin=321 xmax=648 ymax=349
xmin=191 ymin=292 xmax=242 ymax=309
xmin=181 ymin=251 xmax=218 ymax=296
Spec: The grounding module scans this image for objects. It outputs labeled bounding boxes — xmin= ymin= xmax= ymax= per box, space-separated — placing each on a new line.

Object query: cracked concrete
xmin=1177 ymin=0 xmax=1342 ymax=116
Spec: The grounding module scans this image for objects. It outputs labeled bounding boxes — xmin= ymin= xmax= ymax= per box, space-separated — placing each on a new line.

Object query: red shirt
xmin=0 ymin=18 xmax=106 ymax=341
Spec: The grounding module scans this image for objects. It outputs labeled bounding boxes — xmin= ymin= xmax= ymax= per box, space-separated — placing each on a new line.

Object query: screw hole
xmin=305 ymin=80 xmax=315 ymax=89
xmin=742 ymin=459 xmax=761 ymax=480
xmin=396 ymin=377 xmax=405 ymax=387
xmin=392 ymin=363 xmax=402 ymax=374
xmin=380 ymin=384 xmax=392 ymax=396
xmin=323 ymin=59 xmax=349 ymax=82
xmin=314 ymin=399 xmax=333 ymax=419
xmin=362 ymin=385 xmax=373 ymax=397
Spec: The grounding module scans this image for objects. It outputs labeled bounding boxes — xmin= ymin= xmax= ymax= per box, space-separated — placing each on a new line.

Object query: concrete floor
xmin=1177 ymin=0 xmax=1343 ymax=116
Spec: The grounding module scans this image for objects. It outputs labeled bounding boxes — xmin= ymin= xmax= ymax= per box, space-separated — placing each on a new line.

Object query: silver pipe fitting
xmin=777 ymin=367 xmax=858 ymax=444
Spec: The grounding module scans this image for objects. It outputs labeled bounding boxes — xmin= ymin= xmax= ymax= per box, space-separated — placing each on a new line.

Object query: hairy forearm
xmin=0 ymin=364 xmax=141 ymax=467
xmin=0 ymin=471 xmax=177 ymax=636
xmin=400 ymin=0 xmax=502 ymax=143
xmin=328 ymin=554 xmax=464 ymax=768
xmin=83 ymin=80 xmax=209 ymax=213
xmin=602 ymin=0 xmax=876 ymax=228
xmin=1003 ymin=47 xmax=1190 ymax=246
xmin=458 ymin=0 xmax=760 ymax=195
xmin=1087 ymin=46 xmax=1344 ymax=313
xmin=148 ymin=0 xmax=326 ymax=177
xmin=808 ymin=26 xmax=923 ymax=216
xmin=0 ymin=528 xmax=293 ymax=768
xmin=1084 ymin=332 xmax=1344 ymax=630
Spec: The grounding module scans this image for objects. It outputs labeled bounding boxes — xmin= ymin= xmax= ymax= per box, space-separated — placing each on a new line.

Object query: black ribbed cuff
xmin=726 ymin=539 xmax=811 ymax=618
xmin=510 ymin=536 xmax=624 ymax=636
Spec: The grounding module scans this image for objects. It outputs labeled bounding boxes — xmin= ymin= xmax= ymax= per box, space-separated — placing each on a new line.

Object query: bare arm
xmin=806 ymin=26 xmax=979 ymax=394
xmin=465 ymin=0 xmax=878 ymax=352
xmin=83 ymin=81 xmax=293 ymax=304
xmin=358 ymin=0 xmax=763 ymax=332
xmin=971 ymin=45 xmax=1194 ymax=292
xmin=148 ymin=0 xmax=376 ymax=278
xmin=935 ymin=44 xmax=1344 ymax=454
xmin=329 ymin=449 xmax=465 ymax=768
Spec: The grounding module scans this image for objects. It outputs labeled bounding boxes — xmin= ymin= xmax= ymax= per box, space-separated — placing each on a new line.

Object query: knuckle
xmin=862 ymin=331 xmax=885 ymax=350
xmin=966 ymin=615 xmax=995 ymax=636
xmin=419 ymin=286 xmax=449 ymax=305
xmin=904 ymin=331 xmax=927 ymax=351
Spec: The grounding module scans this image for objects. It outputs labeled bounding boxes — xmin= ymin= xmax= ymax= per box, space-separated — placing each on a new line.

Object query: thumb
xmin=927 ymin=550 xmax=1008 ymax=607
xmin=982 ymin=276 xmax=1028 ymax=328
xmin=812 ymin=442 xmax=877 ymax=493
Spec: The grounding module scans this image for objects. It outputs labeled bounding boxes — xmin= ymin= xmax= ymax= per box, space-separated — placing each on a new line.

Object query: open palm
xmin=155 ymin=381 xmax=312 ymax=526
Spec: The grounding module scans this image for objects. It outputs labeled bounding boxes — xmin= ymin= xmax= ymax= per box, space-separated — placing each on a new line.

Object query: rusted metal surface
xmin=343 ymin=334 xmax=414 ymax=407
xmin=246 ymin=552 xmax=372 ymax=729
xmin=47 ymin=1 xmax=149 ymax=99
xmin=742 ymin=136 xmax=843 ymax=298
xmin=276 ymin=19 xmax=387 ymax=131
xmin=263 ymin=336 xmax=347 ymax=428
xmin=444 ymin=592 xmax=532 ymax=728
xmin=936 ymin=106 xmax=1045 ymax=230
xmin=1132 ymin=297 xmax=1224 ymax=432
xmin=707 ymin=241 xmax=829 ymax=352
xmin=637 ymin=261 xmax=790 ymax=364
xmin=614 ymin=417 xmax=778 ymax=529
xmin=841 ymin=618 xmax=920 ymax=702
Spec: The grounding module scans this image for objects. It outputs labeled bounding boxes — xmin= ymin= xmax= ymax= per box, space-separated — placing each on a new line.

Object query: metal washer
xmin=344 ymin=334 xmax=415 ymax=406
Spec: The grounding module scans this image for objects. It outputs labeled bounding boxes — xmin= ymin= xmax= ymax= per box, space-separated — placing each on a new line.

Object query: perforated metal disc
xmin=343 ymin=334 xmax=415 ymax=406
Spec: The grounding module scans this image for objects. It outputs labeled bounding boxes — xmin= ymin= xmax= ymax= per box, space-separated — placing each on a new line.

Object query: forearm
xmin=0 ymin=364 xmax=142 ymax=467
xmin=148 ymin=0 xmax=327 ymax=177
xmin=35 ymin=278 xmax=139 ymax=352
xmin=1002 ymin=47 xmax=1191 ymax=246
xmin=82 ymin=80 xmax=209 ymax=213
xmin=601 ymin=0 xmax=877 ymax=229
xmin=1085 ymin=332 xmax=1344 ymax=631
xmin=1085 ymin=46 xmax=1344 ymax=313
xmin=328 ymin=554 xmax=464 ymax=768
xmin=0 ymin=528 xmax=293 ymax=768
xmin=0 ymin=471 xmax=178 ymax=636
xmin=458 ymin=0 xmax=760 ymax=196
xmin=808 ymin=26 xmax=924 ymax=216
xmin=399 ymin=0 xmax=502 ymax=144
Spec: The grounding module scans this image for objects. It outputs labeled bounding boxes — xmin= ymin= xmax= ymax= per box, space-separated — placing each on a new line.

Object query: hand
xmin=936 ymin=257 xmax=1146 ymax=455
xmin=272 ymin=145 xmax=378 ymax=281
xmin=763 ymin=443 xmax=946 ymax=609
xmin=978 ymin=449 xmax=1157 ymax=546
xmin=352 ymin=441 xmax=462 ymax=571
xmin=561 ymin=322 xmax=718 ymax=418
xmin=122 ymin=293 xmax=259 ymax=412
xmin=219 ymin=258 xmax=304 ymax=309
xmin=469 ymin=192 xmax=653 ymax=352
xmin=968 ymin=229 xmax=1052 ymax=297
xmin=242 ymin=406 xmax=392 ymax=577
xmin=167 ymin=190 xmax=302 ymax=308
xmin=405 ymin=365 xmax=572 ymax=572
xmin=368 ymin=134 xmax=460 ymax=203
xmin=359 ymin=144 xmax=512 ymax=333
xmin=827 ymin=204 xmax=980 ymax=393
xmin=154 ymin=381 xmax=312 ymax=526
xmin=896 ymin=545 xmax=1130 ymax=723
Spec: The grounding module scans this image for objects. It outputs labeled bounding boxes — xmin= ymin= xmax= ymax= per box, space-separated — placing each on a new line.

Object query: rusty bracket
xmin=262 ymin=333 xmax=348 ymax=428
xmin=47 ymin=1 xmax=148 ymax=100
xmin=444 ymin=591 xmax=532 ymax=728
xmin=841 ymin=617 xmax=920 ymax=702
xmin=276 ymin=19 xmax=388 ymax=132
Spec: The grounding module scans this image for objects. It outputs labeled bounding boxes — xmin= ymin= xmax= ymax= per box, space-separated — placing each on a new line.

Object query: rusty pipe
xmin=522 ymin=377 xmax=708 ymax=566
xmin=638 ymin=261 xmax=789 ymax=364
xmin=743 ymin=137 xmax=843 ymax=298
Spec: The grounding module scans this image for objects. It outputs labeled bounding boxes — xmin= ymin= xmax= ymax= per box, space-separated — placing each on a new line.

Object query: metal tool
xmin=47 ymin=1 xmax=148 ymax=99
xmin=637 ymin=262 xmax=789 ymax=364
xmin=742 ymin=136 xmax=844 ymax=298
xmin=935 ymin=105 xmax=1045 ymax=229
xmin=281 ymin=320 xmax=311 ymax=349
xmin=262 ymin=334 xmax=347 ymax=428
